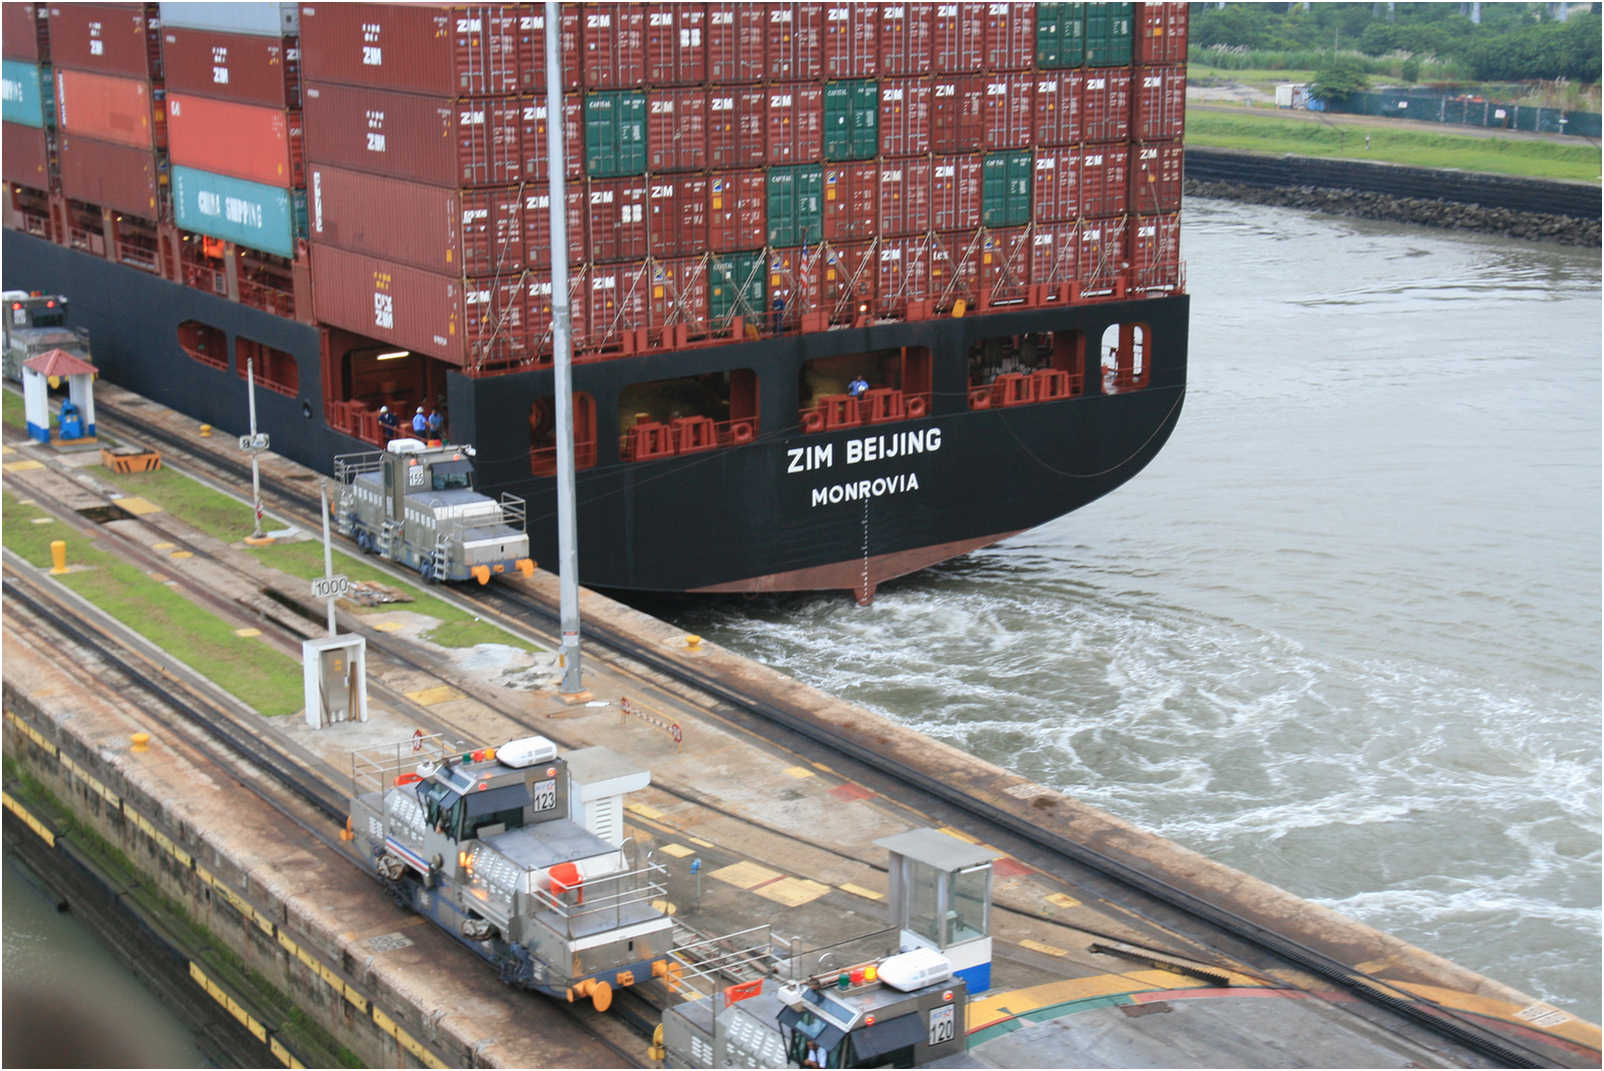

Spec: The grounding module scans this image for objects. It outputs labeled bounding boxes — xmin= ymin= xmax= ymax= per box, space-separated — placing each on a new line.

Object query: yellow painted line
xmin=169 ymin=550 xmax=194 ymax=559
xmin=277 ymin=932 xmax=299 ymax=956
xmin=1045 ymin=892 xmax=1081 ymax=909
xmin=783 ymin=765 xmax=815 ymax=778
xmin=837 ymin=882 xmax=884 ymax=901
xmin=659 ymin=842 xmax=695 ymax=858
xmin=269 ymin=1038 xmax=294 ymax=1067
xmin=245 ymin=1015 xmax=268 ymax=1043
xmin=404 ymin=685 xmax=461 ymax=706
xmin=688 ymin=836 xmax=714 ymax=848
xmin=343 ymin=983 xmax=368 ymax=1013
xmin=650 ymin=899 xmax=678 ymax=916
xmin=756 ymin=877 xmax=831 ymax=907
xmin=626 ymin=802 xmax=665 ymax=820
xmin=969 ymin=970 xmax=1186 ymax=1026
xmin=234 ymin=627 xmax=262 ymax=638
xmin=151 ymin=541 xmax=175 ymax=550
xmin=372 ymin=621 xmax=404 ymax=632
xmin=811 ymin=762 xmax=835 ymax=773
xmin=3 ymin=792 xmax=57 ymax=847
xmin=938 ymin=825 xmax=980 ymax=844
xmin=5 ymin=459 xmax=44 ymax=471
xmin=710 ymin=859 xmax=783 ymax=890
xmin=117 ymin=496 xmax=161 ymax=515
xmin=372 ymin=1006 xmax=398 ymax=1039
xmin=1020 ymin=939 xmax=1071 ymax=957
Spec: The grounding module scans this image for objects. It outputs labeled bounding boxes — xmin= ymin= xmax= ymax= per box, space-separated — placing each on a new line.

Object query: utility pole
xmin=241 ymin=354 xmax=273 ymax=545
xmin=544 ymin=0 xmax=583 ymax=696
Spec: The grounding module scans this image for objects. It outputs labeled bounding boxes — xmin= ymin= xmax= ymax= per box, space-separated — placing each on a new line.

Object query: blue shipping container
xmin=171 ymin=165 xmax=298 ymax=258
xmin=157 ymin=2 xmax=298 ymax=37
xmin=2 ymin=60 xmax=46 ymax=129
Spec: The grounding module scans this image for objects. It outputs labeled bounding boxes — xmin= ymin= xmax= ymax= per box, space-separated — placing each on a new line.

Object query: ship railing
xmin=525 ymin=859 xmax=671 ymax=941
xmin=661 ymin=924 xmax=780 ymax=1013
xmin=529 ymin=440 xmax=598 ymax=476
xmin=238 ymin=275 xmax=294 ymax=318
xmin=617 ymin=416 xmax=758 ymax=462
xmin=349 ymin=732 xmax=464 ymax=799
xmin=797 ymin=389 xmax=931 ymax=434
xmin=333 ymin=450 xmax=385 ymax=485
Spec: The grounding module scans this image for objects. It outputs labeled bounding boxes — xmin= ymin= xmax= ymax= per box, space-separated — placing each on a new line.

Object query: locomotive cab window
xmin=431 ymin=460 xmax=474 ymax=491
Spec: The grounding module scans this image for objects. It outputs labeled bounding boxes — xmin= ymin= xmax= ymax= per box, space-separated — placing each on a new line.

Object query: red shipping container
xmin=706 ymin=5 xmax=765 ymax=84
xmin=765 ymin=4 xmax=823 ymax=82
xmin=767 ymin=246 xmax=820 ymax=326
xmin=930 ymin=155 xmax=982 ymax=233
xmin=823 ymin=3 xmax=877 ymax=78
xmin=928 ymin=230 xmax=979 ymax=309
xmin=647 ymin=174 xmax=708 ymax=258
xmin=929 ymin=76 xmax=981 ymax=154
xmin=1033 ymin=70 xmax=1081 ymax=147
xmin=1082 ymin=69 xmax=1132 ymax=144
xmin=580 ymin=3 xmax=645 ymax=90
xmin=983 ymin=2 xmax=1034 ymax=70
xmin=310 ymin=163 xmax=508 ymax=276
xmin=1081 ymin=144 xmax=1130 ymax=219
xmin=302 ymin=83 xmax=523 ymax=189
xmin=310 ymin=243 xmax=475 ymax=365
xmin=3 ymin=3 xmax=47 ymax=62
xmin=586 ymin=177 xmax=648 ymax=263
xmin=708 ymin=170 xmax=765 ymax=253
xmin=585 ymin=261 xmax=650 ymax=350
xmin=878 ymin=78 xmax=931 ymax=157
xmin=523 ymin=96 xmax=584 ymax=182
xmin=1077 ymin=219 xmax=1126 ymax=293
xmin=168 ymin=94 xmax=302 ymax=189
xmin=462 ymin=275 xmax=528 ymax=366
xmin=981 ymin=74 xmax=1032 ymax=151
xmin=765 ymin=82 xmax=823 ymax=165
xmin=819 ymin=240 xmax=874 ymax=321
xmin=875 ymin=236 xmax=931 ymax=318
xmin=707 ymin=87 xmax=766 ymax=168
xmin=47 ymin=3 xmax=154 ymax=78
xmin=54 ymin=68 xmax=152 ymax=148
xmin=56 ymin=132 xmax=156 ymax=218
xmin=979 ymin=225 xmax=1030 ymax=304
xmin=931 ymin=2 xmax=984 ymax=74
xmin=2 ymin=121 xmax=49 ymax=188
xmin=1134 ymin=65 xmax=1186 ymax=142
xmin=56 ymin=133 xmax=157 ymax=218
xmin=1136 ymin=4 xmax=1189 ymax=65
xmin=520 ymin=186 xmax=587 ymax=273
xmin=878 ymin=4 xmax=932 ymax=77
xmin=1029 ymin=224 xmax=1079 ymax=288
xmin=526 ymin=6 xmax=582 ymax=92
xmin=460 ymin=188 xmax=525 ymax=276
xmin=876 ymin=158 xmax=930 ymax=237
xmin=647 ymin=256 xmax=710 ymax=335
xmin=161 ymin=28 xmax=298 ymax=110
xmin=1129 ymin=212 xmax=1181 ymax=292
xmin=1032 ymin=149 xmax=1079 ymax=223
xmin=1130 ymin=141 xmax=1183 ymax=215
xmin=645 ymin=4 xmax=706 ymax=86
xmin=822 ymin=162 xmax=877 ymax=243
xmin=523 ymin=270 xmax=589 ymax=357
xmin=298 ymin=4 xmax=525 ymax=97
xmin=647 ymin=87 xmax=707 ymax=173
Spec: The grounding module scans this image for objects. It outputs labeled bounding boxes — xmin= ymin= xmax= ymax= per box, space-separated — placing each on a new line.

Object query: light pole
xmin=241 ymin=354 xmax=273 ymax=545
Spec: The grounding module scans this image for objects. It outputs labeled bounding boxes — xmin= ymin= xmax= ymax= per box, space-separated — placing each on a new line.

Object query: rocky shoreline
xmin=1185 ymin=177 xmax=1601 ymax=247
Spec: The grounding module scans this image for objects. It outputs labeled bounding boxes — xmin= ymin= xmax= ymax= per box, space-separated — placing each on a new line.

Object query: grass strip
xmin=101 ymin=465 xmax=263 ymax=544
xmin=3 ymin=389 xmax=24 ymax=430
xmin=2 ymin=490 xmax=304 ymax=716
xmin=1186 ymin=110 xmax=1603 ymax=184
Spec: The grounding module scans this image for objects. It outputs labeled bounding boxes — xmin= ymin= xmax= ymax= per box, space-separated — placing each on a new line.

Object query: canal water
xmin=648 ymin=198 xmax=1603 ymax=1023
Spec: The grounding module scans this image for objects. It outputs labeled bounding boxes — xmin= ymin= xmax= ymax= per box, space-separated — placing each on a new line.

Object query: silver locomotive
xmin=333 ymin=439 xmax=534 ymax=583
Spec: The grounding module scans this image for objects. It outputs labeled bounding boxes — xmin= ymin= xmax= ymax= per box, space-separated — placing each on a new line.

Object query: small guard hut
xmin=874 ymin=828 xmax=996 ymax=994
xmin=22 ymin=348 xmax=97 ymax=444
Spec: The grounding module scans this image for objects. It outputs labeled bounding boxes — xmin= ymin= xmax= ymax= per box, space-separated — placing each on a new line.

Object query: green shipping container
xmin=824 ymin=79 xmax=878 ymax=161
xmin=1085 ymin=3 xmax=1132 ymax=68
xmin=585 ymin=90 xmax=646 ymax=178
xmin=1035 ymin=4 xmax=1084 ymax=69
xmin=982 ymin=151 xmax=1032 ymax=228
xmin=2 ymin=59 xmax=47 ymax=128
xmin=709 ymin=251 xmax=766 ymax=327
xmin=766 ymin=164 xmax=823 ymax=248
xmin=171 ymin=165 xmax=297 ymax=258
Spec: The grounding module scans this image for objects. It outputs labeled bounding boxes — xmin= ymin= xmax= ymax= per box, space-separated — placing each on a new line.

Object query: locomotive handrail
xmin=332 ymin=449 xmax=384 ymax=484
xmin=527 ymin=858 xmax=671 ymax=939
xmin=349 ymin=732 xmax=459 ymax=797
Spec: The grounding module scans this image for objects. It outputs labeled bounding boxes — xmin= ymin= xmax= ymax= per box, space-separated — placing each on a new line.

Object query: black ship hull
xmin=5 ymin=228 xmax=1187 ymax=599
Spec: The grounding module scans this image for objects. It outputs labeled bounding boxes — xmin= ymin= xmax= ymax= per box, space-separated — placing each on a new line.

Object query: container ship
xmin=1 ymin=1 xmax=1189 ymax=602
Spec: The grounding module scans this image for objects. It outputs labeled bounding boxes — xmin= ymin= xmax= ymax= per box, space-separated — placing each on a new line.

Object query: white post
xmin=545 ymin=0 xmax=583 ymax=694
xmin=247 ymin=354 xmax=265 ymax=539
xmin=321 ymin=481 xmax=336 ymax=636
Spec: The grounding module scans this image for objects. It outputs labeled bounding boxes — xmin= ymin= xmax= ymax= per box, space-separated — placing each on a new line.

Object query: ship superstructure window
xmin=1101 ymin=323 xmax=1150 ymax=394
xmin=617 ymin=369 xmax=758 ymax=462
xmin=236 ymin=337 xmax=300 ymax=396
xmin=966 ymin=331 xmax=1084 ymax=409
xmin=530 ymin=393 xmax=598 ymax=475
xmin=176 ymin=320 xmax=228 ymax=372
xmin=798 ymin=347 xmax=932 ymax=432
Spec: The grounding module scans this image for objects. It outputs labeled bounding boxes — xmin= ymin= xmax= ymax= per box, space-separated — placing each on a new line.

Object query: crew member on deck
xmin=412 ymin=407 xmax=428 ymax=435
xmin=848 ymin=375 xmax=869 ymax=398
xmin=427 ymin=408 xmax=443 ymax=439
xmin=379 ymin=405 xmax=399 ymax=441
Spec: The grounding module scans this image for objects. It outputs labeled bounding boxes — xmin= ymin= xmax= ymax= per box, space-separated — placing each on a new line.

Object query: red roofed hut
xmin=22 ymin=347 xmax=97 ymax=443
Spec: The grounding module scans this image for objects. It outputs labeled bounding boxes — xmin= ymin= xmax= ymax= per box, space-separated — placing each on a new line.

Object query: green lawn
xmin=101 ymin=466 xmax=263 ymax=544
xmin=1189 ymin=64 xmax=1317 ymax=94
xmin=3 ymin=389 xmax=24 ymax=430
xmin=3 ymin=491 xmax=305 ymax=716
xmin=1186 ymin=111 xmax=1602 ymax=184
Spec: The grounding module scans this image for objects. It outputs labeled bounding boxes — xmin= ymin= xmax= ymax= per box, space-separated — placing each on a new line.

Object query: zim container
xmin=707 ymin=169 xmax=765 ymax=253
xmin=309 ymin=242 xmax=472 ymax=365
xmin=823 ymin=78 xmax=877 ymax=161
xmin=1080 ymin=144 xmax=1130 ymax=219
xmin=1081 ymin=68 xmax=1132 ymax=144
xmin=1 ymin=120 xmax=50 ymax=187
xmin=645 ymin=3 xmax=706 ymax=87
xmin=580 ymin=4 xmax=645 ymax=89
xmin=876 ymin=158 xmax=931 ymax=237
xmin=298 ymin=3 xmax=527 ymax=97
xmin=167 ymin=93 xmax=302 ymax=189
xmin=765 ymin=82 xmax=823 ymax=166
xmin=878 ymin=77 xmax=931 ymax=157
xmin=518 ymin=186 xmax=587 ymax=273
xmin=982 ymin=73 xmax=1033 ymax=151
xmin=1032 ymin=148 xmax=1080 ymax=223
xmin=1136 ymin=3 xmax=1188 ymax=65
xmin=1134 ymin=65 xmax=1186 ymax=142
xmin=1077 ymin=218 xmax=1127 ymax=292
xmin=822 ymin=161 xmax=877 ymax=243
xmin=647 ymin=173 xmax=708 ymax=258
xmin=302 ymin=82 xmax=524 ymax=188
xmin=523 ymin=96 xmax=584 ymax=181
xmin=1129 ymin=211 xmax=1181 ymax=292
xmin=930 ymin=154 xmax=982 ymax=232
xmin=1029 ymin=223 xmax=1079 ymax=288
xmin=646 ymin=87 xmax=707 ymax=173
xmin=1130 ymin=140 xmax=1182 ymax=215
xmin=930 ymin=75 xmax=982 ymax=154
xmin=765 ymin=4 xmax=823 ymax=82
xmin=161 ymin=27 xmax=299 ymax=110
xmin=171 ymin=164 xmax=298 ymax=258
xmin=874 ymin=236 xmax=931 ymax=317
xmin=2 ymin=59 xmax=47 ymax=127
xmin=47 ymin=3 xmax=157 ymax=78
xmin=56 ymin=132 xmax=158 ymax=218
xmin=54 ymin=68 xmax=152 ymax=147
xmin=586 ymin=176 xmax=648 ymax=263
xmin=3 ymin=4 xmax=47 ymax=63
xmin=878 ymin=4 xmax=932 ymax=77
xmin=706 ymin=4 xmax=765 ymax=84
xmin=822 ymin=3 xmax=878 ymax=79
xmin=707 ymin=87 xmax=766 ymax=168
xmin=931 ymin=2 xmax=984 ymax=74
xmin=983 ymin=2 xmax=1035 ymax=71
xmin=1033 ymin=71 xmax=1082 ymax=147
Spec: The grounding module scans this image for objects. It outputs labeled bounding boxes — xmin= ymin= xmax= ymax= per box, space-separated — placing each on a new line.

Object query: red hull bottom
xmin=689 ymin=530 xmax=1023 ymax=604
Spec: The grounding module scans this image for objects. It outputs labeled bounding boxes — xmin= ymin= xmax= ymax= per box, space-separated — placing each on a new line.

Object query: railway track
xmin=66 ymin=396 xmax=1558 ymax=1067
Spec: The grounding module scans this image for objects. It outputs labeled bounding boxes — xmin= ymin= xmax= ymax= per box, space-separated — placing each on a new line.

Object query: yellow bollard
xmin=49 ymin=539 xmax=68 ymax=575
xmin=684 ymin=634 xmax=701 ymax=650
xmin=199 ymin=424 xmax=212 ymax=437
xmin=130 ymin=732 xmax=150 ymax=752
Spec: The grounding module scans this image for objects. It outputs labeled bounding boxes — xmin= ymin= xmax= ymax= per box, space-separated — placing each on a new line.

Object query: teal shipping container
xmin=585 ymin=91 xmax=647 ymax=178
xmin=824 ymin=80 xmax=879 ymax=161
xmin=171 ymin=165 xmax=297 ymax=258
xmin=1085 ymin=3 xmax=1133 ymax=68
xmin=2 ymin=60 xmax=46 ymax=128
xmin=766 ymin=164 xmax=823 ymax=247
xmin=982 ymin=151 xmax=1033 ymax=228
xmin=710 ymin=251 xmax=765 ymax=327
xmin=1036 ymin=4 xmax=1085 ymax=69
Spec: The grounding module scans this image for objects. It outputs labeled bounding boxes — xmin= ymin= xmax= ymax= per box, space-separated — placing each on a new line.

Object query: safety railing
xmin=524 ymin=858 xmax=671 ymax=942
xmin=798 ymin=389 xmax=932 ymax=434
xmin=617 ymin=416 xmax=757 ymax=462
xmin=349 ymin=732 xmax=461 ymax=799
xmin=529 ymin=440 xmax=598 ymax=476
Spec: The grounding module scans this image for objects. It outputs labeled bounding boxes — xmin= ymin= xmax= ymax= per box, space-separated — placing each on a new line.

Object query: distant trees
xmin=1310 ymin=54 xmax=1371 ymax=106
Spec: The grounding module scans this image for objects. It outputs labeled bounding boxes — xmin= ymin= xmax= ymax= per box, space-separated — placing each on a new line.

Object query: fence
xmin=1336 ymin=89 xmax=1601 ymax=139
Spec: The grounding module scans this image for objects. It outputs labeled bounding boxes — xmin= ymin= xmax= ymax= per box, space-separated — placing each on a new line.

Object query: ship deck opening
xmin=321 ymin=327 xmax=451 ymax=445
xmin=616 ymin=369 xmax=758 ymax=462
xmin=1101 ymin=322 xmax=1151 ymax=393
xmin=966 ymin=331 xmax=1086 ymax=410
xmin=798 ymin=347 xmax=933 ymax=432
xmin=176 ymin=319 xmax=228 ymax=372
xmin=530 ymin=393 xmax=598 ymax=475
